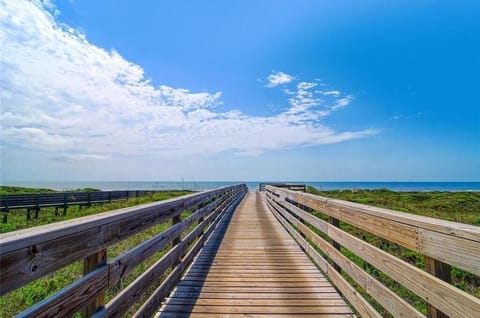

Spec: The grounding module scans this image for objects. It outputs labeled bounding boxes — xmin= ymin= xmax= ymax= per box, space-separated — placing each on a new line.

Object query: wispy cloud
xmin=279 ymin=81 xmax=354 ymax=123
xmin=0 ymin=0 xmax=376 ymax=164
xmin=391 ymin=112 xmax=423 ymax=120
xmin=323 ymin=90 xmax=340 ymax=96
xmin=266 ymin=71 xmax=295 ymax=87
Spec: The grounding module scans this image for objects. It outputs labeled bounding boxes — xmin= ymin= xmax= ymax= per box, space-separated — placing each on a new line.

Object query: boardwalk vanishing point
xmin=1 ymin=184 xmax=479 ymax=318
xmin=158 ymin=192 xmax=353 ymax=317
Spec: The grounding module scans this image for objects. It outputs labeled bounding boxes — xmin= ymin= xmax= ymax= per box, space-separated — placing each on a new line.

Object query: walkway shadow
xmin=158 ymin=194 xmax=244 ymax=317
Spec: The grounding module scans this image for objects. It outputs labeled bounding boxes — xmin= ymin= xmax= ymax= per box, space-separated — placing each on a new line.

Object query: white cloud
xmin=266 ymin=71 xmax=294 ymax=87
xmin=332 ymin=95 xmax=353 ymax=110
xmin=0 ymin=0 xmax=376 ymax=169
xmin=323 ymin=90 xmax=340 ymax=96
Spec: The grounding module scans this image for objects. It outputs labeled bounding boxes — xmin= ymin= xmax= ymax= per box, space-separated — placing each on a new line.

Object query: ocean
xmin=1 ymin=181 xmax=479 ymax=192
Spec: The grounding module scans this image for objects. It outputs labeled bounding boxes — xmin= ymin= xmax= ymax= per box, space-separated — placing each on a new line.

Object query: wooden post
xmin=425 ymin=256 xmax=451 ymax=318
xmin=172 ymin=213 xmax=182 ymax=246
xmin=329 ymin=216 xmax=342 ymax=273
xmin=35 ymin=194 xmax=40 ymax=219
xmin=63 ymin=193 xmax=68 ymax=215
xmin=82 ymin=249 xmax=107 ymax=317
xmin=3 ymin=194 xmax=9 ymax=223
xmin=172 ymin=211 xmax=183 ymax=265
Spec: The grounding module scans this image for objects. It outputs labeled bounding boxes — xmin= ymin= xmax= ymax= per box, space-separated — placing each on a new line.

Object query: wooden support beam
xmin=329 ymin=216 xmax=342 ymax=273
xmin=425 ymin=256 xmax=451 ymax=318
xmin=82 ymin=249 xmax=107 ymax=317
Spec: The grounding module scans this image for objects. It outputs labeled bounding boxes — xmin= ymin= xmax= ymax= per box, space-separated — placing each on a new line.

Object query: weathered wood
xmin=329 ymin=216 xmax=342 ymax=272
xmin=268 ymin=196 xmax=425 ymax=318
xmin=171 ymin=214 xmax=182 ymax=246
xmin=266 ymin=186 xmax=480 ymax=276
xmin=267 ymin=199 xmax=380 ymax=318
xmin=1 ymin=186 xmax=236 ymax=252
xmin=164 ymin=291 xmax=343 ymax=299
xmin=157 ymin=192 xmax=352 ymax=317
xmin=17 ymin=265 xmax=108 ymax=318
xmin=1 ymin=227 xmax=102 ymax=295
xmin=268 ymin=192 xmax=480 ymax=318
xmin=0 ymin=185 xmax=243 ymax=295
xmin=329 ymin=225 xmax=480 ymax=318
xmin=425 ymin=256 xmax=451 ymax=318
xmin=269 ymin=186 xmax=480 ymax=241
xmin=102 ymin=244 xmax=184 ymax=317
xmin=158 ymin=314 xmax=355 ymax=318
xmin=101 ymin=189 xmax=244 ymax=318
xmin=108 ymin=222 xmax=183 ymax=286
xmin=161 ymin=304 xmax=353 ymax=314
xmin=419 ymin=228 xmax=480 ymax=276
xmin=108 ymin=197 xmax=225 ymax=286
xmin=133 ymin=192 xmax=242 ymax=318
xmin=82 ymin=249 xmax=107 ymax=317
xmin=171 ymin=285 xmax=339 ymax=293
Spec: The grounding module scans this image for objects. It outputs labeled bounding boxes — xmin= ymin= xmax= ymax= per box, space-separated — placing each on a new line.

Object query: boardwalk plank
xmin=157 ymin=192 xmax=353 ymax=317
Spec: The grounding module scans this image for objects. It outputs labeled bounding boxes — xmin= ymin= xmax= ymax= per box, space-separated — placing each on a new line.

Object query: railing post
xmin=425 ymin=256 xmax=451 ymax=318
xmin=35 ymin=194 xmax=40 ymax=219
xmin=172 ymin=208 xmax=182 ymax=263
xmin=82 ymin=249 xmax=107 ymax=317
xmin=329 ymin=216 xmax=342 ymax=273
xmin=63 ymin=193 xmax=68 ymax=215
xmin=172 ymin=213 xmax=182 ymax=245
xmin=3 ymin=195 xmax=8 ymax=223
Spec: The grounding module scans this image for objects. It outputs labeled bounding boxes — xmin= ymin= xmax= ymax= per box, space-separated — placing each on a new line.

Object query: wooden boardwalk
xmin=157 ymin=192 xmax=354 ymax=317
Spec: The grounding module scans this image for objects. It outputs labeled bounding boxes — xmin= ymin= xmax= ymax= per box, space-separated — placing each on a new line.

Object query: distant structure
xmin=258 ymin=183 xmax=306 ymax=192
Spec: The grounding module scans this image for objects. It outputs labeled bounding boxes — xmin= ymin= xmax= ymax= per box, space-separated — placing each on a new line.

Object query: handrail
xmin=0 ymin=184 xmax=247 ymax=317
xmin=265 ymin=185 xmax=480 ymax=318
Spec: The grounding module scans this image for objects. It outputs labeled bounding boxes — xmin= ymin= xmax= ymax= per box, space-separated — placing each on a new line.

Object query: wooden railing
xmin=0 ymin=190 xmax=166 ymax=222
xmin=0 ymin=184 xmax=247 ymax=317
xmin=258 ymin=183 xmax=306 ymax=192
xmin=265 ymin=185 xmax=480 ymax=318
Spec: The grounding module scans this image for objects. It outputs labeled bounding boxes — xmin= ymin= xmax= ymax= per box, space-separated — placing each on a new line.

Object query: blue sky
xmin=1 ymin=0 xmax=479 ymax=181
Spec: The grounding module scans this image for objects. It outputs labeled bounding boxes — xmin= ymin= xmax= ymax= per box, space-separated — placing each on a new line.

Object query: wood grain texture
xmin=82 ymin=249 xmax=107 ymax=317
xmin=0 ymin=185 xmax=245 ymax=295
xmin=268 ymin=195 xmax=424 ymax=318
xmin=267 ymin=198 xmax=378 ymax=318
xmin=266 ymin=190 xmax=480 ymax=318
xmin=157 ymin=192 xmax=353 ymax=317
xmin=100 ymin=190 xmax=244 ymax=317
xmin=132 ymin=191 xmax=245 ymax=318
xmin=17 ymin=265 xmax=108 ymax=318
xmin=266 ymin=186 xmax=480 ymax=276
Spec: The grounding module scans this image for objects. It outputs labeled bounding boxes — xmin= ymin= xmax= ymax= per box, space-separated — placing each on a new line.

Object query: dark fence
xmin=0 ymin=190 xmax=164 ymax=222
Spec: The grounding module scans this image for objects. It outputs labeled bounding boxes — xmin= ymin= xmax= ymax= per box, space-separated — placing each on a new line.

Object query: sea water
xmin=2 ymin=181 xmax=479 ymax=192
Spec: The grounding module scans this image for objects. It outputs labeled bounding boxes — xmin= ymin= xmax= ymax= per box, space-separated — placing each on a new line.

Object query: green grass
xmin=306 ymin=186 xmax=480 ymax=225
xmin=0 ymin=188 xmax=193 ymax=317
xmin=305 ymin=186 xmax=480 ymax=315
xmin=0 ymin=190 xmax=192 ymax=233
xmin=0 ymin=186 xmax=101 ymax=195
xmin=0 ymin=186 xmax=58 ymax=195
